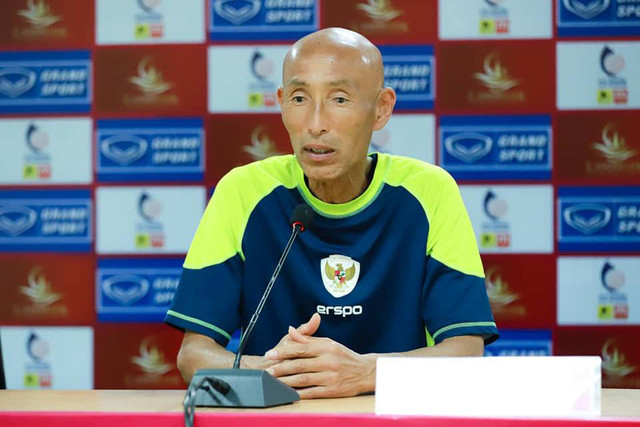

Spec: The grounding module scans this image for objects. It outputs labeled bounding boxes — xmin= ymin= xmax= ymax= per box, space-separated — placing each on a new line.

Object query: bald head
xmin=282 ymin=28 xmax=384 ymax=91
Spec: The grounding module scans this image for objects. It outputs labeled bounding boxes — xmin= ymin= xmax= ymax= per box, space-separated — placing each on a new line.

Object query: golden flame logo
xmin=17 ymin=0 xmax=60 ymax=28
xmin=131 ymin=337 xmax=174 ymax=376
xmin=357 ymin=0 xmax=403 ymax=22
xmin=602 ymin=339 xmax=637 ymax=378
xmin=20 ymin=267 xmax=61 ymax=306
xmin=242 ymin=126 xmax=283 ymax=160
xmin=485 ymin=268 xmax=519 ymax=307
xmin=592 ymin=124 xmax=636 ymax=164
xmin=474 ymin=53 xmax=519 ymax=93
xmin=128 ymin=57 xmax=173 ymax=96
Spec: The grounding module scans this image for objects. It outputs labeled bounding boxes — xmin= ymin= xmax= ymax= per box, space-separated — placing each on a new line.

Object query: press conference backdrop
xmin=0 ymin=0 xmax=639 ymax=390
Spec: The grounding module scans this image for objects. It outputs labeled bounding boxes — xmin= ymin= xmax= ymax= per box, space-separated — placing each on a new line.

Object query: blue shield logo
xmin=0 ymin=67 xmax=36 ymax=98
xmin=444 ymin=133 xmax=493 ymax=164
xmin=0 ymin=206 xmax=37 ymax=237
xmin=213 ymin=0 xmax=261 ymax=25
xmin=563 ymin=0 xmax=610 ymax=19
xmin=101 ymin=135 xmax=148 ymax=166
xmin=563 ymin=204 xmax=611 ymax=235
xmin=103 ymin=274 xmax=150 ymax=305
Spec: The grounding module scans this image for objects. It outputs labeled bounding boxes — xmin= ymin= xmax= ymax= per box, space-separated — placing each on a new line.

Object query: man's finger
xmin=296 ymin=312 xmax=321 ymax=336
xmin=264 ymin=339 xmax=327 ymax=361
xmin=272 ymin=371 xmax=327 ymax=389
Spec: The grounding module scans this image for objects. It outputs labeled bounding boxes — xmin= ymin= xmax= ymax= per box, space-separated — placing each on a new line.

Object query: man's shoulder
xmin=218 ymin=154 xmax=298 ymax=191
xmin=382 ymin=153 xmax=455 ymax=189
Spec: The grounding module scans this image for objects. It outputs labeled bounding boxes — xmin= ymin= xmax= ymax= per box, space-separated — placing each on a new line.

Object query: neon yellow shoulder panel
xmin=383 ymin=154 xmax=484 ymax=278
xmin=183 ymin=155 xmax=298 ymax=269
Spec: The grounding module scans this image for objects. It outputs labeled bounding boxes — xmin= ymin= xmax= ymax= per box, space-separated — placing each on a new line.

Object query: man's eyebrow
xmin=284 ymin=79 xmax=354 ymax=88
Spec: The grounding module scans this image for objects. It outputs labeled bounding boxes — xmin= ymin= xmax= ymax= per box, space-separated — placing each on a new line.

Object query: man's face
xmin=277 ymin=46 xmax=382 ymax=184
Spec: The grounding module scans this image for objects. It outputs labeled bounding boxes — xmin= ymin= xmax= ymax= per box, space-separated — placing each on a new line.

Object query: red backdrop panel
xmin=0 ymin=0 xmax=94 ymax=48
xmin=482 ymin=255 xmax=556 ymax=328
xmin=437 ymin=41 xmax=554 ymax=113
xmin=94 ymin=45 xmax=207 ymax=115
xmin=556 ymin=111 xmax=640 ymax=185
xmin=321 ymin=0 xmax=438 ymax=45
xmin=555 ymin=327 xmax=640 ymax=388
xmin=0 ymin=255 xmax=95 ymax=325
xmin=207 ymin=113 xmax=293 ymax=185
xmin=94 ymin=323 xmax=186 ymax=389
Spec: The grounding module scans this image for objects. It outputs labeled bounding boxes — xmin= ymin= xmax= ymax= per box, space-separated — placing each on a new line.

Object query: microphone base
xmin=187 ymin=369 xmax=300 ymax=408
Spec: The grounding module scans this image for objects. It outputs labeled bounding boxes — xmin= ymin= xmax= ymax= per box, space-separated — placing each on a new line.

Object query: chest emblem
xmin=321 ymin=254 xmax=360 ymax=298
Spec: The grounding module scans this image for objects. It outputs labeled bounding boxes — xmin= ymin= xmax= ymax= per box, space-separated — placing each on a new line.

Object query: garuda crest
xmin=321 ymin=254 xmax=360 ymax=298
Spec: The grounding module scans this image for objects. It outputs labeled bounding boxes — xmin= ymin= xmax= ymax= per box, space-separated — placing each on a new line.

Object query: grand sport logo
xmin=103 ymin=274 xmax=150 ymax=305
xmin=0 ymin=206 xmax=37 ymax=237
xmin=444 ymin=132 xmax=493 ymax=163
xmin=214 ymin=0 xmax=261 ymax=25
xmin=563 ymin=203 xmax=612 ymax=234
xmin=563 ymin=0 xmax=610 ymax=20
xmin=0 ymin=67 xmax=36 ymax=98
xmin=101 ymin=135 xmax=148 ymax=166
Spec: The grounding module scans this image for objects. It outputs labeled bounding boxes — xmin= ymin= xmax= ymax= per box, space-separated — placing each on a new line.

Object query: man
xmin=165 ymin=27 xmax=498 ymax=399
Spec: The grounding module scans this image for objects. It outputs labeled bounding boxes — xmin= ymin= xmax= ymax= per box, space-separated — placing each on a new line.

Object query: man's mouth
xmin=305 ymin=147 xmax=334 ymax=155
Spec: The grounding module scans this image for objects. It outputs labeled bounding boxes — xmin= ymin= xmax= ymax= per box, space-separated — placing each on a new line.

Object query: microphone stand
xmin=183 ymin=208 xmax=312 ymax=426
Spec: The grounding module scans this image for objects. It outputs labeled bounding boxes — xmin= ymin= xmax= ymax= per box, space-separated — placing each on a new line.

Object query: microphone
xmin=183 ymin=204 xmax=315 ymax=416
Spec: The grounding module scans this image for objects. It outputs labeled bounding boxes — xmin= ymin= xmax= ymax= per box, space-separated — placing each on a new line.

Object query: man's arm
xmin=264 ymin=315 xmax=484 ymax=399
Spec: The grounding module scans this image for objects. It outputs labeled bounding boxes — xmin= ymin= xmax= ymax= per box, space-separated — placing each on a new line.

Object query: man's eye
xmin=293 ymin=96 xmax=304 ymax=103
xmin=335 ymin=97 xmax=347 ymax=104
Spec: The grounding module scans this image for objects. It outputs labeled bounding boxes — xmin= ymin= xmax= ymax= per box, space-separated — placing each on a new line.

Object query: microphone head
xmin=290 ymin=203 xmax=315 ymax=232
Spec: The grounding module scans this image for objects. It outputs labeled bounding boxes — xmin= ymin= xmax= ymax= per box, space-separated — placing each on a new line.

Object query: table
xmin=1 ymin=389 xmax=639 ymax=426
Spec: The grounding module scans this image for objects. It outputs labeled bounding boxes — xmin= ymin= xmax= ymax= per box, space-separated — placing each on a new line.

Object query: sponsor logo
xmin=23 ymin=123 xmax=52 ymax=180
xmin=13 ymin=267 xmax=69 ymax=318
xmin=0 ymin=67 xmax=37 ymax=98
xmin=131 ymin=337 xmax=173 ymax=375
xmin=0 ymin=206 xmax=37 ymax=237
xmin=598 ymin=261 xmax=629 ymax=320
xmin=134 ymin=0 xmax=164 ymax=40
xmin=563 ymin=0 xmax=610 ymax=20
xmin=354 ymin=0 xmax=408 ymax=34
xmin=102 ymin=274 xmax=150 ymax=306
xmin=444 ymin=132 xmax=493 ymax=163
xmin=135 ymin=192 xmax=164 ymax=249
xmin=485 ymin=268 xmax=519 ymax=306
xmin=480 ymin=190 xmax=512 ymax=248
xmin=243 ymin=126 xmax=283 ymax=160
xmin=381 ymin=46 xmax=434 ymax=110
xmin=592 ymin=123 xmax=636 ymax=163
xmin=125 ymin=336 xmax=181 ymax=387
xmin=321 ymin=254 xmax=360 ymax=298
xmin=602 ymin=338 xmax=637 ymax=377
xmin=20 ymin=267 xmax=60 ymax=306
xmin=24 ymin=331 xmax=52 ymax=388
xmin=357 ymin=0 xmax=403 ymax=22
xmin=597 ymin=46 xmax=628 ymax=105
xmin=316 ymin=304 xmax=363 ymax=317
xmin=213 ymin=0 xmax=261 ymax=25
xmin=563 ymin=203 xmax=612 ymax=235
xmin=124 ymin=58 xmax=178 ymax=107
xmin=101 ymin=135 xmax=148 ymax=166
xmin=469 ymin=53 xmax=526 ymax=104
xmin=479 ymin=0 xmax=510 ymax=35
xmin=18 ymin=0 xmax=60 ymax=28
xmin=248 ymin=50 xmax=277 ymax=108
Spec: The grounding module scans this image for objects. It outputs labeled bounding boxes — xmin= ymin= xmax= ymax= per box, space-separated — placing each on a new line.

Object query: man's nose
xmin=307 ymin=102 xmax=329 ymax=136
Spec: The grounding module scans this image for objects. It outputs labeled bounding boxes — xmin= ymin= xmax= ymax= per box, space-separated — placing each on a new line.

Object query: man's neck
xmin=307 ymin=157 xmax=374 ymax=204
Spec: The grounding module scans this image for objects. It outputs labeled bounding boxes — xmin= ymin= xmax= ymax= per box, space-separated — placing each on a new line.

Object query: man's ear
xmin=277 ymin=86 xmax=284 ymax=107
xmin=373 ymin=87 xmax=397 ymax=131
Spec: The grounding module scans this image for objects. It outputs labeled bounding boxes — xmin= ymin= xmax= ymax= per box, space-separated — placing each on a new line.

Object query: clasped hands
xmin=245 ymin=313 xmax=377 ymax=399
